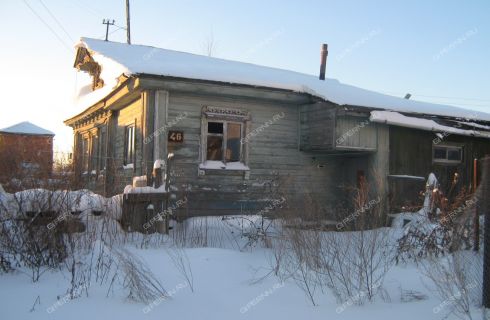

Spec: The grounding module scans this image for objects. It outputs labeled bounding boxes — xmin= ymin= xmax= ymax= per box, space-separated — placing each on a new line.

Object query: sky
xmin=0 ymin=0 xmax=489 ymax=152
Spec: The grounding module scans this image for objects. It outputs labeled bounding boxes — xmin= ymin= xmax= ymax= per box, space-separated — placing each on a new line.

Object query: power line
xmin=70 ymin=0 xmax=127 ymax=39
xmin=38 ymin=0 xmax=74 ymax=43
xmin=22 ymin=0 xmax=72 ymax=52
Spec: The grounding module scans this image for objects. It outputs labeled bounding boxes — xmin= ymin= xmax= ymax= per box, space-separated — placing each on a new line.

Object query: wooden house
xmin=64 ymin=38 xmax=490 ymax=219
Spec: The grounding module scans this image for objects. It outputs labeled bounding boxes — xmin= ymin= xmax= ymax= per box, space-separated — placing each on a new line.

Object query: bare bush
xmin=166 ymin=246 xmax=194 ymax=292
xmin=396 ymin=188 xmax=477 ymax=263
xmin=421 ymin=251 xmax=482 ymax=320
xmin=270 ymin=171 xmax=394 ymax=306
xmin=114 ymin=249 xmax=168 ymax=304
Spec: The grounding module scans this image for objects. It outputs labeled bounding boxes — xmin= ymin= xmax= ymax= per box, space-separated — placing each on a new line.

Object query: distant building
xmin=0 ymin=121 xmax=54 ymax=190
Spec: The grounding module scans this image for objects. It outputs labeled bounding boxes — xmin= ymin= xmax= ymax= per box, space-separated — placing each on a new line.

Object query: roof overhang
xmin=370 ymin=110 xmax=490 ymax=139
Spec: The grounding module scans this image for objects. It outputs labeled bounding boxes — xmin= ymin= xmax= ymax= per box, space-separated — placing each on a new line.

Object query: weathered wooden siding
xmin=335 ymin=115 xmax=377 ymax=150
xmin=299 ymin=102 xmax=336 ymax=151
xmin=389 ymin=126 xmax=490 ymax=211
xmin=113 ymin=97 xmax=144 ymax=190
xmin=164 ymin=93 xmax=346 ymax=218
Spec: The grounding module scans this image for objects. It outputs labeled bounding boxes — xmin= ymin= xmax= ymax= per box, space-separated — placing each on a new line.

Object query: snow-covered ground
xmin=0 ymin=186 xmax=484 ymax=320
xmin=0 ymin=212 xmax=484 ymax=320
xmin=0 ymin=245 xmax=476 ymax=320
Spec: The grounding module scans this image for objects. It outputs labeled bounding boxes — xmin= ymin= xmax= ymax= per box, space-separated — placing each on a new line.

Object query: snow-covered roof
xmin=76 ymin=37 xmax=490 ymax=122
xmin=370 ymin=111 xmax=490 ymax=139
xmin=0 ymin=121 xmax=54 ymax=136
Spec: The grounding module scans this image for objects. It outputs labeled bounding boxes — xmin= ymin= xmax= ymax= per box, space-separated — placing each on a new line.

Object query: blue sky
xmin=0 ymin=0 xmax=489 ymax=151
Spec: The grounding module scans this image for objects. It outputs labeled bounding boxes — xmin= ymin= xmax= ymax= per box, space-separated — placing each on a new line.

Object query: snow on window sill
xmin=123 ymin=163 xmax=134 ymax=170
xmin=123 ymin=184 xmax=167 ymax=194
xmin=199 ymin=161 xmax=250 ymax=171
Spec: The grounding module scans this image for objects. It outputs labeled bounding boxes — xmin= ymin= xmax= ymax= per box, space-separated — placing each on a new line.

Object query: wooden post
xmin=105 ymin=111 xmax=118 ymax=196
xmin=142 ymin=91 xmax=155 ymax=184
xmin=163 ymin=153 xmax=174 ymax=234
xmin=474 ymin=158 xmax=480 ymax=251
xmin=482 ymin=157 xmax=490 ymax=309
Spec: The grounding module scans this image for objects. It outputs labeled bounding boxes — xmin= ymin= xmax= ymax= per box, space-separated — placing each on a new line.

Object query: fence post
xmin=482 ymin=156 xmax=490 ymax=310
xmin=474 ymin=158 xmax=480 ymax=252
xmin=163 ymin=153 xmax=174 ymax=234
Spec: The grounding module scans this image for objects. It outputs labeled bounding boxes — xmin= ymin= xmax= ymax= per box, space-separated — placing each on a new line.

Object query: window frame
xmin=89 ymin=131 xmax=98 ymax=174
xmin=200 ymin=106 xmax=250 ymax=169
xmin=124 ymin=124 xmax=136 ymax=167
xmin=205 ymin=120 xmax=243 ymax=163
xmin=81 ymin=134 xmax=90 ymax=174
xmin=432 ymin=144 xmax=464 ymax=165
xmin=97 ymin=125 xmax=107 ymax=173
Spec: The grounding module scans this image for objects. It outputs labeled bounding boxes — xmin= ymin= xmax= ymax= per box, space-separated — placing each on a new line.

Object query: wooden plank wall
xmin=113 ymin=97 xmax=144 ymax=190
xmin=299 ymin=101 xmax=336 ymax=151
xmin=389 ymin=126 xmax=490 ymax=210
xmin=164 ymin=93 xmax=347 ymax=218
xmin=335 ymin=115 xmax=377 ymax=150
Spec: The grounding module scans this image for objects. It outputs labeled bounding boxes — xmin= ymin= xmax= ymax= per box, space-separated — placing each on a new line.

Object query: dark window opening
xmin=433 ymin=145 xmax=463 ymax=164
xmin=208 ymin=122 xmax=223 ymax=134
xmin=434 ymin=147 xmax=447 ymax=160
xmin=448 ymin=149 xmax=462 ymax=161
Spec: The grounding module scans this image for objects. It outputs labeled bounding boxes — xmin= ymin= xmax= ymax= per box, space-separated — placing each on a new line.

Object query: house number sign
xmin=168 ymin=131 xmax=184 ymax=142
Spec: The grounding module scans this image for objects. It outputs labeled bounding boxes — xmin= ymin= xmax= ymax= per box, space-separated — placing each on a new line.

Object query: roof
xmin=0 ymin=121 xmax=54 ymax=136
xmin=370 ymin=111 xmax=490 ymax=139
xmin=75 ymin=37 xmax=490 ymax=122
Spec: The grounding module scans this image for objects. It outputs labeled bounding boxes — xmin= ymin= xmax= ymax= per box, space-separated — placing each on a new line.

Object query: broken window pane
xmin=208 ymin=122 xmax=223 ymax=134
xmin=207 ymin=136 xmax=223 ymax=160
xmin=226 ymin=123 xmax=241 ymax=162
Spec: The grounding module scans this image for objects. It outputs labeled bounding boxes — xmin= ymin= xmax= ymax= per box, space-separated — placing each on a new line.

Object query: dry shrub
xmin=421 ymin=251 xmax=482 ymax=320
xmin=271 ymin=172 xmax=394 ymax=306
xmin=396 ymin=188 xmax=477 ymax=263
xmin=114 ymin=249 xmax=168 ymax=304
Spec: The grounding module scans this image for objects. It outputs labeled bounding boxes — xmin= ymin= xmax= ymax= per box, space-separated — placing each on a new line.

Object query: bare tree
xmin=201 ymin=30 xmax=217 ymax=57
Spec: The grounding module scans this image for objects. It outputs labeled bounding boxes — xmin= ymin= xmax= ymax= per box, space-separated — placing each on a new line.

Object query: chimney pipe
xmin=319 ymin=43 xmax=328 ymax=80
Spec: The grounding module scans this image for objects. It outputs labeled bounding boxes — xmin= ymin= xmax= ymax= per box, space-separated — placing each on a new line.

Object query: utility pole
xmin=102 ymin=19 xmax=115 ymax=41
xmin=126 ymin=0 xmax=131 ymax=44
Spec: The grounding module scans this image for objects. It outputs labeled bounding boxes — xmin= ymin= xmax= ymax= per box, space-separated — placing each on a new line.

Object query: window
xmin=82 ymin=137 xmax=89 ymax=173
xmin=206 ymin=121 xmax=242 ymax=162
xmin=124 ymin=125 xmax=135 ymax=166
xmin=97 ymin=126 xmax=107 ymax=171
xmin=90 ymin=134 xmax=98 ymax=173
xmin=433 ymin=145 xmax=463 ymax=164
xmin=200 ymin=106 xmax=250 ymax=170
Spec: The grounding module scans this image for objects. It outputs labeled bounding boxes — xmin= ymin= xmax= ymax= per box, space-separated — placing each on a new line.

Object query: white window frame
xmin=200 ymin=106 xmax=250 ymax=170
xmin=204 ymin=120 xmax=244 ymax=163
xmin=432 ymin=144 xmax=463 ymax=164
xmin=124 ymin=124 xmax=136 ymax=166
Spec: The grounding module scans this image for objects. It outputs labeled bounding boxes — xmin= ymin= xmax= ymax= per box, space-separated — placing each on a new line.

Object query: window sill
xmin=123 ymin=163 xmax=134 ymax=170
xmin=199 ymin=161 xmax=250 ymax=171
xmin=433 ymin=160 xmax=462 ymax=165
